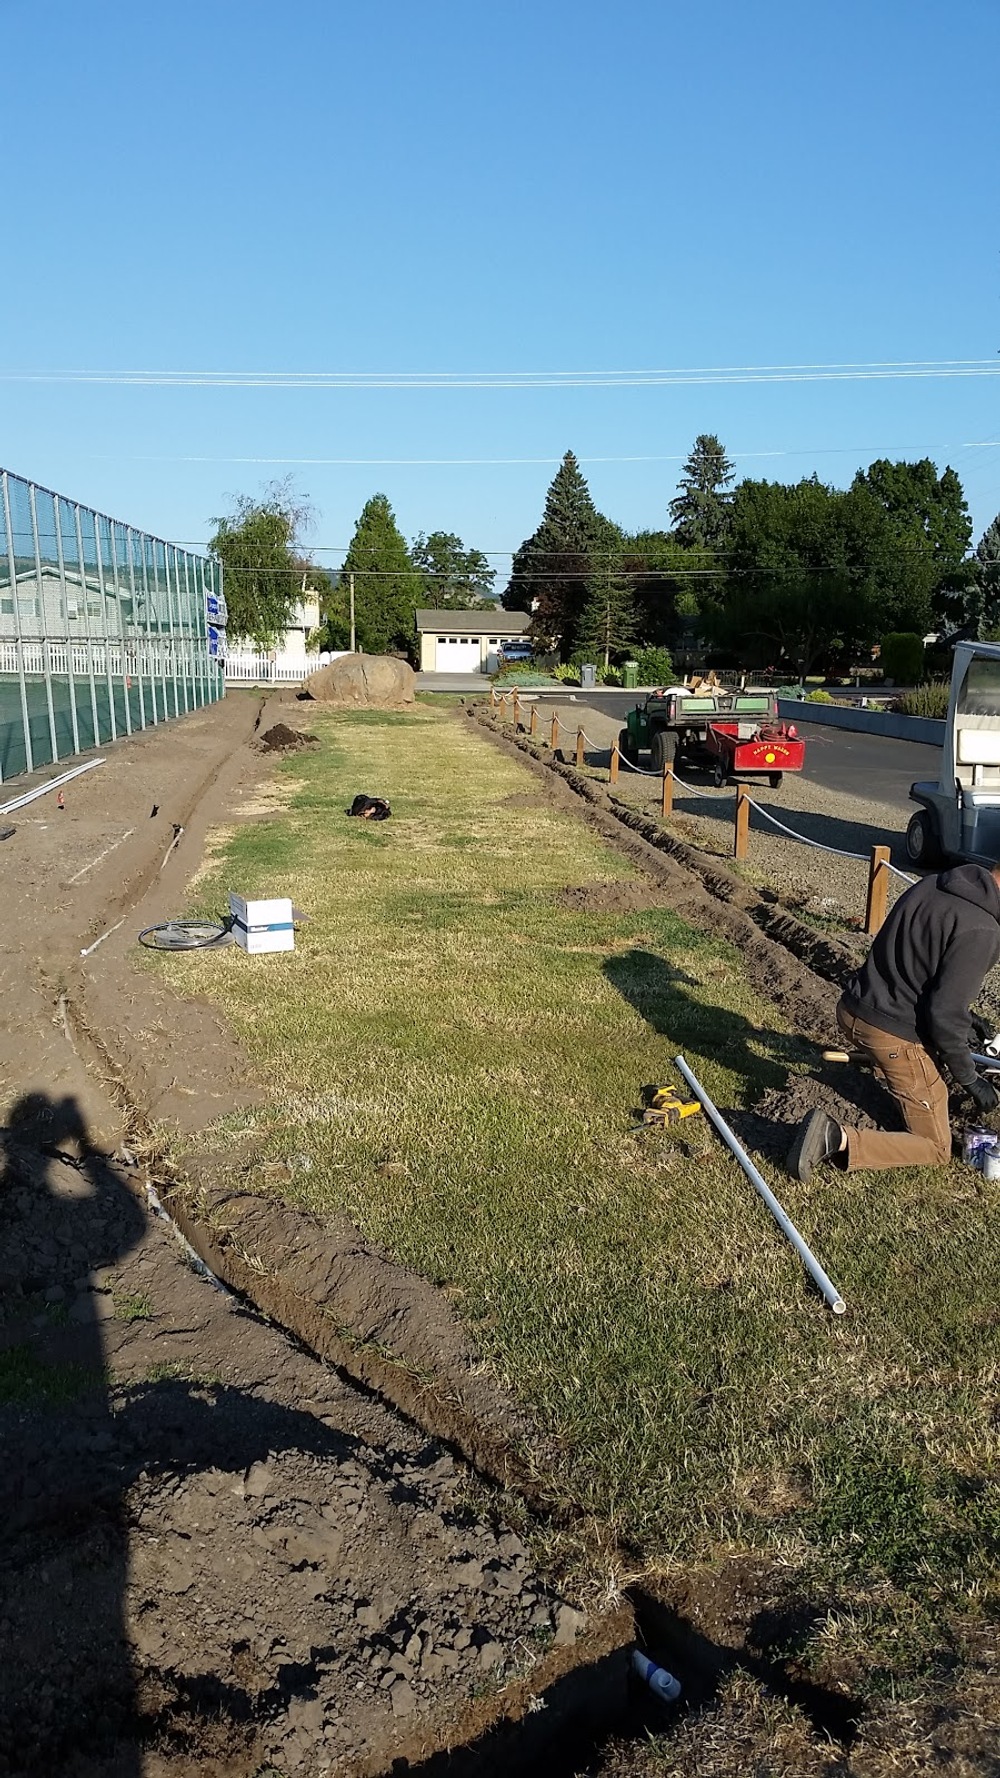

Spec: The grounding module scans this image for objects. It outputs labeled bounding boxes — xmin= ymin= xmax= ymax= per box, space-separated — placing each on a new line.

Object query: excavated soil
xmin=0 ymin=698 xmax=627 ymax=1777
xmin=257 ymin=722 xmax=319 ymax=753
xmin=557 ymin=881 xmax=673 ymax=914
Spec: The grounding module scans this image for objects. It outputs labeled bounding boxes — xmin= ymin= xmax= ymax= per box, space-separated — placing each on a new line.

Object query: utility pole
xmin=349 ymin=572 xmax=356 ymax=653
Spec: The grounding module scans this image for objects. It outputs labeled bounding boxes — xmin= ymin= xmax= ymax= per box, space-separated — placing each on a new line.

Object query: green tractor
xmin=620 ymin=687 xmax=791 ymax=782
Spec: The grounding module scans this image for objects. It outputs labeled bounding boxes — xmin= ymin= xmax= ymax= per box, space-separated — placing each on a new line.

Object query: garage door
xmin=435 ymin=635 xmax=482 ymax=672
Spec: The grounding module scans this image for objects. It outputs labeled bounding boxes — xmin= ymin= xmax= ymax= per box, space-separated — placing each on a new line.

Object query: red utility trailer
xmin=704 ymin=717 xmax=805 ymax=789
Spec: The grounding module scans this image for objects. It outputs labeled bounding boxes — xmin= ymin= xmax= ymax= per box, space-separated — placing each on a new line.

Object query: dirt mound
xmin=258 ymin=722 xmax=318 ymax=752
xmin=559 ymin=881 xmax=669 ymax=914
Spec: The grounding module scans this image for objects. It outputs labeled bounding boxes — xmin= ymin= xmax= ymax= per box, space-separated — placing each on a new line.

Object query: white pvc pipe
xmin=0 ymin=756 xmax=106 ymax=816
xmin=674 ymin=1054 xmax=847 ymax=1316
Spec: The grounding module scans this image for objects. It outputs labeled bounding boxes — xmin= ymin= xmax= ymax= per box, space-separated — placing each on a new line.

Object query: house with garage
xmin=414 ymin=608 xmax=531 ymax=675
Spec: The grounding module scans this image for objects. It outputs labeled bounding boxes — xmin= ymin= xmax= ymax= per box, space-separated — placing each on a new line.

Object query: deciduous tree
xmin=209 ymin=480 xmax=312 ymax=649
xmin=411 ymin=531 xmax=496 ymax=608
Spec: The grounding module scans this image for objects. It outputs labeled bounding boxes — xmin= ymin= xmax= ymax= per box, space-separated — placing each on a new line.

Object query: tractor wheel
xmin=618 ymin=727 xmax=638 ymax=767
xmin=905 ymin=809 xmax=942 ymax=869
xmin=650 ymin=728 xmax=677 ymax=772
xmin=768 ymin=772 xmax=783 ymax=790
xmin=713 ymin=757 xmax=727 ymax=787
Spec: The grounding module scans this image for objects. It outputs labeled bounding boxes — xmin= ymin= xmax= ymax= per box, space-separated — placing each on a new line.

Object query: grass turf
xmin=159 ymin=706 xmax=1000 ymax=1699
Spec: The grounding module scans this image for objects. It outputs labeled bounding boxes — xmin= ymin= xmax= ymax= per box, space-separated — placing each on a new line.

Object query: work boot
xmin=787 ymin=1110 xmax=843 ymax=1183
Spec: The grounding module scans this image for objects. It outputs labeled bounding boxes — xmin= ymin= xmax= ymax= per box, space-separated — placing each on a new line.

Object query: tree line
xmin=210 ymin=446 xmax=1000 ymax=677
xmin=502 ymin=442 xmax=1000 ymax=678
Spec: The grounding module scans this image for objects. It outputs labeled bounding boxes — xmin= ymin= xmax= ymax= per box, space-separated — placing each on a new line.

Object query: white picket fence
xmin=224 ymin=649 xmax=347 ymax=684
xmin=0 ymin=637 xmax=195 ymax=677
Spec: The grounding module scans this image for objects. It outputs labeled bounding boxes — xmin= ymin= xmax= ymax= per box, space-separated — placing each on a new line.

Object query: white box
xmin=228 ymin=892 xmax=295 ymax=955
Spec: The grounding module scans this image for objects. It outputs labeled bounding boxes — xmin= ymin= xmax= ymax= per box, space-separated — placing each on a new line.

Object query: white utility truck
xmin=907 ymin=642 xmax=1000 ymax=867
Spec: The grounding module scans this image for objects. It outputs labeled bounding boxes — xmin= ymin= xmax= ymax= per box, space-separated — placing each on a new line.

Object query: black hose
xmin=138 ymin=919 xmax=235 ymax=951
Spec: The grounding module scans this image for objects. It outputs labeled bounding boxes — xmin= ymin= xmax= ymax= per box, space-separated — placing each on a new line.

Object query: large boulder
xmin=302 ymin=653 xmax=416 ymax=708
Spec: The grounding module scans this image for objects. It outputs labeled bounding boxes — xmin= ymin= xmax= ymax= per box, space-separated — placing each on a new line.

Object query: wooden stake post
xmin=610 ymin=743 xmax=620 ymax=784
xmin=661 ymin=764 xmax=673 ymax=817
xmin=550 ymin=713 xmax=560 ymax=751
xmin=865 ymin=845 xmax=891 ymax=936
xmin=529 ymin=705 xmax=538 ymax=736
xmin=734 ymin=785 xmax=750 ymax=860
xmin=575 ymin=728 xmax=585 ymax=767
xmin=511 ymin=690 xmax=521 ymax=729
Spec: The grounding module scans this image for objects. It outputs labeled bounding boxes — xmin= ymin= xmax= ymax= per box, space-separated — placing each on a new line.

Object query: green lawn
xmin=160 ymin=706 xmax=1000 ymax=1701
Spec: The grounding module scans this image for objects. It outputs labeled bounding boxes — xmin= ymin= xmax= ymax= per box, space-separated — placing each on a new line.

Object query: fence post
xmin=550 ymin=713 xmax=560 ymax=751
xmin=610 ymin=742 xmax=620 ymax=784
xmin=734 ymin=785 xmax=750 ymax=860
xmin=575 ymin=727 xmax=585 ymax=767
xmin=865 ymin=845 xmax=891 ymax=936
xmin=661 ymin=763 xmax=673 ymax=817
xmin=490 ymin=685 xmax=497 ymax=709
xmin=512 ymin=690 xmax=521 ymax=729
xmin=529 ymin=705 xmax=538 ymax=737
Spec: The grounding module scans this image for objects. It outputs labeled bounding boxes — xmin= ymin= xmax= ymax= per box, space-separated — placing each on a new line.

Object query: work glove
xmin=967 ymin=1075 xmax=1000 ymax=1117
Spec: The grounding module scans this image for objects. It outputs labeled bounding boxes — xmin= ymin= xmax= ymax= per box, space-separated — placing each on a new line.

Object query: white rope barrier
xmin=743 ymin=797 xmax=871 ymax=863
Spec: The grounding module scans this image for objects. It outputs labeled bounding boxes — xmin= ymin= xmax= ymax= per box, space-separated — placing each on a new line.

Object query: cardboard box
xmin=228 ymin=893 xmax=295 ymax=955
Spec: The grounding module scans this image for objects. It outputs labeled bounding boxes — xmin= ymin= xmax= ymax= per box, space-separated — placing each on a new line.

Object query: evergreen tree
xmin=338 ymin=494 xmax=423 ymax=655
xmin=669 ymin=435 xmax=735 ymax=549
xmin=576 ymin=570 xmax=638 ymax=670
xmin=502 ymin=451 xmax=620 ymax=658
xmin=209 ymin=480 xmax=311 ymax=649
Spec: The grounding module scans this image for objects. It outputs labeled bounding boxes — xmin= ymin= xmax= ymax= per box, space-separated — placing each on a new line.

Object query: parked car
xmin=499 ymin=640 xmax=533 ymax=664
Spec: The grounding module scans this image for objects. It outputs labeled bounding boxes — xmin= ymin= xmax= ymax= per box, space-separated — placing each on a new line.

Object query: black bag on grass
xmin=347 ymin=794 xmax=391 ymax=821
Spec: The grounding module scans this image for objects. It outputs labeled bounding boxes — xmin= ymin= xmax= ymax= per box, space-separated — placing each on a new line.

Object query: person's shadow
xmin=0 ymin=1092 xmax=425 ymax=1776
xmin=602 ymin=948 xmax=895 ymax=1158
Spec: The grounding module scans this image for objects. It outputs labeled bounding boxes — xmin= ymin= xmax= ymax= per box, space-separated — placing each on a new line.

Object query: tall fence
xmin=0 ymin=467 xmax=226 ymax=781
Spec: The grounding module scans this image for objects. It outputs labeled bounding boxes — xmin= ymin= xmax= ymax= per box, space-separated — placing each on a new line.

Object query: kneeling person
xmin=788 ymin=861 xmax=1000 ymax=1181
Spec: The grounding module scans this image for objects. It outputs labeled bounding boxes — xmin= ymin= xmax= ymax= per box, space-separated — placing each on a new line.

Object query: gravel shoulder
xmin=543 ymin=698 xmax=916 ymax=952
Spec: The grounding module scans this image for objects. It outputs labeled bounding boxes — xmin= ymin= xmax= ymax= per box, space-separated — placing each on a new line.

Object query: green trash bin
xmin=623 ymin=661 xmax=639 ymax=689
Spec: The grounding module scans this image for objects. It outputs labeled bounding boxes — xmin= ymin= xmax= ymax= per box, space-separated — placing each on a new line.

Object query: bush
xmin=633 ymin=645 xmax=675 ymax=686
xmin=551 ymin=663 xmax=580 ymax=685
xmin=892 ymin=681 xmax=950 ymax=719
xmin=880 ymin=632 xmax=925 ymax=686
xmin=805 ymin=688 xmax=834 ymax=703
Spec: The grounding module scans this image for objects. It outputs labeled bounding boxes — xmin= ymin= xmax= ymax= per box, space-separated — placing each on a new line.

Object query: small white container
xmin=228 ymin=893 xmax=295 ymax=955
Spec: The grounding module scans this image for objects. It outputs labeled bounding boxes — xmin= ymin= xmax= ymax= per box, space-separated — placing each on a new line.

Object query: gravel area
xmin=527 ymin=697 xmax=917 ymax=952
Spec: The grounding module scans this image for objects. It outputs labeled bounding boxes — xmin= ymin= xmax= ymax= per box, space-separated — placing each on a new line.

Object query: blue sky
xmin=1 ymin=0 xmax=998 ymax=577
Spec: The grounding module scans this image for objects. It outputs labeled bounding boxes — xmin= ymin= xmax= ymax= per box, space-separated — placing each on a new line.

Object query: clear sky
xmin=1 ymin=0 xmax=998 ymax=578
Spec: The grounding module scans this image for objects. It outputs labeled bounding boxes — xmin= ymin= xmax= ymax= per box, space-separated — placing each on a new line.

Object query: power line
xmin=3 ymin=356 xmax=1000 ymax=389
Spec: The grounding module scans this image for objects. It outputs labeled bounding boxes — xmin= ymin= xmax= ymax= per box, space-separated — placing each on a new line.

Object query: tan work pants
xmin=836 ymin=1003 xmax=952 ymax=1170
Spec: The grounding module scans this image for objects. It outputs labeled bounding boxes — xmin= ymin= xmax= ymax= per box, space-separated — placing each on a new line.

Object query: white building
xmin=415 ymin=608 xmax=531 ymax=674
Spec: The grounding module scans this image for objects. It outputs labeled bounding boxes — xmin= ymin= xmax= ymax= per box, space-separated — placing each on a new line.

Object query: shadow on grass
xmin=602 ymin=947 xmax=800 ymax=1105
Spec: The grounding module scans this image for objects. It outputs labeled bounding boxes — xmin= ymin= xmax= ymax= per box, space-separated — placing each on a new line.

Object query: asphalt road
xmin=532 ymin=689 xmax=941 ymax=814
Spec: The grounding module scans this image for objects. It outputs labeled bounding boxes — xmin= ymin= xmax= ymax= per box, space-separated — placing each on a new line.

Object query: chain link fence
xmin=0 ymin=467 xmax=226 ymax=780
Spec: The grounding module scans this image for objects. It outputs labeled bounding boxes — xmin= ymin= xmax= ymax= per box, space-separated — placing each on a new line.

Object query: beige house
xmin=415 ymin=607 xmax=531 ymax=674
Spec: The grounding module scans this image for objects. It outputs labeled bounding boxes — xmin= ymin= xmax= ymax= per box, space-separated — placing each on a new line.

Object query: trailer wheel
xmin=713 ymin=757 xmax=727 ymax=787
xmin=768 ymin=772 xmax=783 ymax=789
xmin=905 ymin=809 xmax=941 ymax=868
xmin=650 ymin=728 xmax=677 ymax=772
